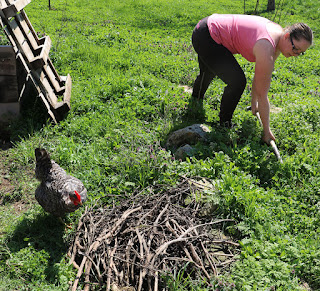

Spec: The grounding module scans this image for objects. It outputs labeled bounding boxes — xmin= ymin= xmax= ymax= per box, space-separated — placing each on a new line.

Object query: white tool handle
xmin=256 ymin=112 xmax=283 ymax=164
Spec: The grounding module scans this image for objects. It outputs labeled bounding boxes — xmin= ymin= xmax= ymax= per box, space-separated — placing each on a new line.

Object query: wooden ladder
xmin=0 ymin=0 xmax=71 ymax=123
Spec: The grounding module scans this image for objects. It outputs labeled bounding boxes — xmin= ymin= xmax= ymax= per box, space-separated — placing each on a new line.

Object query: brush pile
xmin=68 ymin=178 xmax=240 ymax=291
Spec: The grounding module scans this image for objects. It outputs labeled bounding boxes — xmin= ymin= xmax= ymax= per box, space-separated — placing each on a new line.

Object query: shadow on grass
xmin=163 ymin=109 xmax=282 ymax=187
xmin=5 ymin=210 xmax=67 ymax=284
xmin=3 ymin=89 xmax=61 ymax=148
xmin=207 ymin=115 xmax=283 ymax=186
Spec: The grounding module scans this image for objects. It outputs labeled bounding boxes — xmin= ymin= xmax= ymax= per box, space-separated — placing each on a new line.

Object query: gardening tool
xmin=247 ymin=106 xmax=283 ymax=164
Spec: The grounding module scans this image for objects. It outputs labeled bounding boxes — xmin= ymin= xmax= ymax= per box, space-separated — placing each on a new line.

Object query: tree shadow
xmin=10 ymin=93 xmax=55 ymax=140
xmin=5 ymin=210 xmax=68 ymax=284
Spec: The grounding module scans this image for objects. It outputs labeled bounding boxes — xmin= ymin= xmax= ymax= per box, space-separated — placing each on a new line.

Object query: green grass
xmin=0 ymin=0 xmax=319 ymax=289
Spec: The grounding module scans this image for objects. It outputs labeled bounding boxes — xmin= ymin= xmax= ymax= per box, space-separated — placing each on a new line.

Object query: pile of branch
xmin=68 ymin=178 xmax=240 ymax=290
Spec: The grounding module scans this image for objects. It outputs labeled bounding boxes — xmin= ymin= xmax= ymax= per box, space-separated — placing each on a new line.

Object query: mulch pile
xmin=68 ymin=177 xmax=240 ymax=291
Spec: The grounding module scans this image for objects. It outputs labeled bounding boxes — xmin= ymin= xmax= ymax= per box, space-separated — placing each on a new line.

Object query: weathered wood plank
xmin=0 ymin=102 xmax=19 ymax=121
xmin=19 ymin=10 xmax=41 ymax=44
xmin=0 ymin=46 xmax=19 ymax=103
xmin=41 ymin=63 xmax=64 ymax=93
xmin=15 ymin=11 xmax=39 ymax=50
xmin=6 ymin=17 xmax=35 ymax=62
xmin=48 ymin=58 xmax=63 ymax=85
xmin=2 ymin=0 xmax=31 ymax=18
xmin=30 ymin=36 xmax=51 ymax=69
xmin=0 ymin=45 xmax=16 ymax=75
xmin=0 ymin=76 xmax=19 ymax=102
xmin=38 ymin=92 xmax=57 ymax=123
xmin=61 ymin=74 xmax=71 ymax=108
xmin=0 ymin=7 xmax=72 ymax=123
xmin=40 ymin=73 xmax=58 ymax=105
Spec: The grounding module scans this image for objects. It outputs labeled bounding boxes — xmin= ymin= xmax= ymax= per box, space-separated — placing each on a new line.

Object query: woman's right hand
xmin=262 ymin=129 xmax=275 ymax=144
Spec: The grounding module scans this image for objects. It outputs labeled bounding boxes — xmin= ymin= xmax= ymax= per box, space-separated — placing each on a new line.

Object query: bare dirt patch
xmin=0 ymin=151 xmax=35 ymax=208
xmin=0 ymin=152 xmax=15 ymax=199
xmin=0 ymin=122 xmax=17 ymax=200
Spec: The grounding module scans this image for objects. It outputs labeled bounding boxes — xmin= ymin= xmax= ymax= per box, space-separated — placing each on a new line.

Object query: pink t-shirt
xmin=207 ymin=14 xmax=276 ymax=62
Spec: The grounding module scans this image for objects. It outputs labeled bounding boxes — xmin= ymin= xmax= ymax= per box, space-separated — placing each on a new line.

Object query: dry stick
xmin=84 ymin=214 xmax=106 ymax=291
xmin=216 ymin=259 xmax=236 ymax=267
xmin=147 ymin=276 xmax=152 ymax=291
xmin=211 ymin=240 xmax=240 ymax=247
xmin=147 ymin=203 xmax=169 ymax=250
xmin=83 ymin=218 xmax=90 ymax=248
xmin=154 ymin=223 xmax=205 ymax=275
xmin=195 ymin=225 xmax=218 ymax=277
xmin=106 ymin=239 xmax=118 ymax=291
xmin=110 ymin=253 xmax=162 ymax=276
xmin=68 ymin=212 xmax=87 ymax=264
xmin=138 ymin=228 xmax=150 ymax=256
xmin=82 ymin=252 xmax=102 ymax=291
xmin=154 ymin=203 xmax=169 ymax=229
xmin=203 ymin=241 xmax=219 ymax=275
xmin=171 ymin=219 xmax=211 ymax=279
xmin=71 ymin=186 xmax=236 ymax=289
xmin=189 ymin=249 xmax=210 ymax=279
xmin=131 ymin=253 xmax=136 ymax=282
xmin=68 ymin=231 xmax=82 ymax=270
xmin=76 ymin=240 xmax=85 ymax=251
xmin=136 ymin=199 xmax=161 ymax=225
xmin=154 ymin=271 xmax=159 ymax=291
xmin=190 ymin=224 xmax=219 ymax=276
xmin=118 ymin=269 xmax=124 ymax=286
xmin=125 ymin=238 xmax=133 ymax=284
xmin=136 ymin=229 xmax=145 ymax=291
xmin=186 ymin=238 xmax=203 ymax=266
xmin=71 ymin=260 xmax=80 ymax=270
xmin=138 ymin=228 xmax=155 ymax=291
xmin=110 ymin=239 xmax=119 ymax=285
xmin=165 ymin=221 xmax=196 ymax=266
xmin=96 ymin=253 xmax=103 ymax=285
xmin=162 ymin=256 xmax=194 ymax=264
xmin=101 ymin=256 xmax=108 ymax=280
xmin=137 ymin=205 xmax=171 ymax=289
xmin=72 ymin=206 xmax=142 ymax=291
xmin=177 ymin=219 xmax=237 ymax=266
xmin=212 ymin=252 xmax=235 ymax=257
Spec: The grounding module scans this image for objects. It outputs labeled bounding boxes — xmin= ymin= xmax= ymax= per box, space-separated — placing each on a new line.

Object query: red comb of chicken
xmin=73 ymin=190 xmax=82 ymax=206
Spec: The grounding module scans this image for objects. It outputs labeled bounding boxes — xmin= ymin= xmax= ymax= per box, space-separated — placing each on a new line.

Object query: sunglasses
xmin=290 ymin=36 xmax=305 ymax=56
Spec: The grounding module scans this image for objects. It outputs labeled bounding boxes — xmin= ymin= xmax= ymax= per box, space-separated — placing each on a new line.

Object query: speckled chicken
xmin=35 ymin=148 xmax=87 ymax=217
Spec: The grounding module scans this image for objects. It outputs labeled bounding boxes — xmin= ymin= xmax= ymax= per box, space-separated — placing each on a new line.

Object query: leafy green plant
xmin=0 ymin=0 xmax=319 ymax=290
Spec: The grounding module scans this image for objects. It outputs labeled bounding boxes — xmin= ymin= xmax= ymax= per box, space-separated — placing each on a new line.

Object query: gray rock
xmin=166 ymin=124 xmax=211 ymax=149
xmin=174 ymin=144 xmax=194 ymax=160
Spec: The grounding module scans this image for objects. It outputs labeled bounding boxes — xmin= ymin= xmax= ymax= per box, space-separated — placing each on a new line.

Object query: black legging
xmin=192 ymin=17 xmax=247 ymax=123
